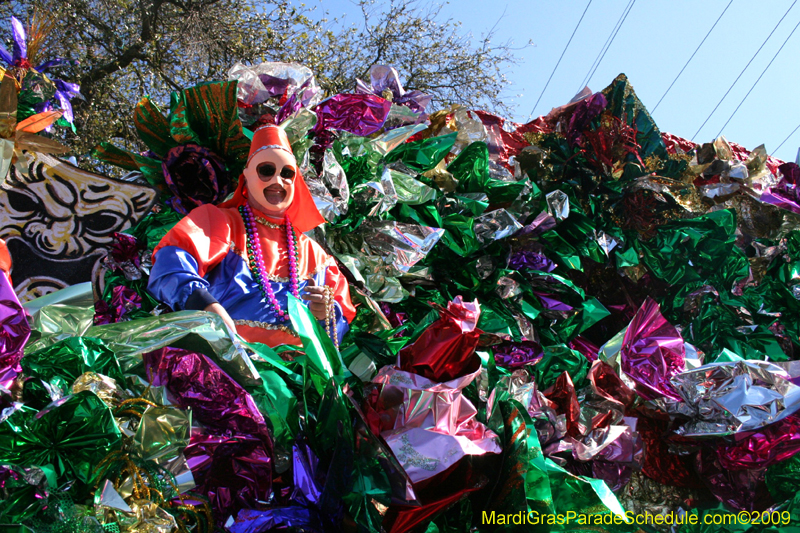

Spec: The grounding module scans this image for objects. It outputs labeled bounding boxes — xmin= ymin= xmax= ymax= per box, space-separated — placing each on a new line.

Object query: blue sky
xmin=314 ymin=0 xmax=800 ymax=163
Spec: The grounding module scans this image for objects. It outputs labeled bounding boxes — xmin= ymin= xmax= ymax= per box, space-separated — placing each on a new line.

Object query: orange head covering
xmin=0 ymin=239 xmax=10 ymax=274
xmin=219 ymin=124 xmax=325 ymax=233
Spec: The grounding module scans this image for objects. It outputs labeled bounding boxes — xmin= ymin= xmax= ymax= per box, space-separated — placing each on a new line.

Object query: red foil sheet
xmin=398 ymin=297 xmax=481 ymax=382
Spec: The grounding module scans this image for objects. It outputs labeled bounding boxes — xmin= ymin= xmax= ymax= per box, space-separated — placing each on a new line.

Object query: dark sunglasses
xmin=256 ymin=162 xmax=297 ymax=181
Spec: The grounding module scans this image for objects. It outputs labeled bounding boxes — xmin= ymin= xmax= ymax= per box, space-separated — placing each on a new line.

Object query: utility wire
xmin=693 ymin=0 xmax=796 ymax=141
xmin=530 ymin=0 xmax=593 ymax=119
xmin=652 ymin=0 xmax=733 ymax=113
xmin=576 ymin=0 xmax=633 ymax=92
xmin=585 ymin=0 xmax=636 ymax=89
xmin=586 ymin=0 xmax=636 ymax=89
xmin=772 ymin=121 xmax=800 ymax=155
xmin=716 ymin=16 xmax=800 ymax=138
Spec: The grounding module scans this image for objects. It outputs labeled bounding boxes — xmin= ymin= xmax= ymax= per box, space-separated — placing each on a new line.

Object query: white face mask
xmin=243 ymin=148 xmax=297 ymax=217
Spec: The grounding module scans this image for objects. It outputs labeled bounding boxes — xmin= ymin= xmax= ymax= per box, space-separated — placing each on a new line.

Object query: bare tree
xmin=0 ymin=0 xmax=525 ymax=167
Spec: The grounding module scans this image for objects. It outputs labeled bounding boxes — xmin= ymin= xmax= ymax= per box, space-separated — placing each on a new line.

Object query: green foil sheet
xmin=0 ymin=391 xmax=121 ymax=489
xmin=384 ymin=132 xmax=457 ymax=174
xmin=22 ymin=337 xmax=125 ymax=393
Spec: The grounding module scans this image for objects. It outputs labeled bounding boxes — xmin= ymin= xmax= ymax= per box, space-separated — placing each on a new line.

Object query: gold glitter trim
xmin=234 ymin=319 xmax=299 ymax=338
xmin=254 ymin=215 xmax=285 ymax=229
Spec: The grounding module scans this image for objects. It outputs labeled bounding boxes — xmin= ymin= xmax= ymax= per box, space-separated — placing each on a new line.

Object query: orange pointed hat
xmin=220 ymin=124 xmax=326 ymax=233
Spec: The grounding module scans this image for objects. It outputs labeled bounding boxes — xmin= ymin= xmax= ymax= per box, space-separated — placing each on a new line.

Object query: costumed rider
xmin=147 ymin=124 xmax=356 ymax=347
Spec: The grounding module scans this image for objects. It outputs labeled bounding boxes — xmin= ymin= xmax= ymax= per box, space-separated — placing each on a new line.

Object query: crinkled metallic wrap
xmin=370 ymin=365 xmax=501 ymax=483
xmin=473 ymin=209 xmax=523 ymax=244
xmin=83 ymin=310 xmax=261 ymax=387
xmin=361 ymin=220 xmax=445 ymax=273
xmin=228 ymin=61 xmax=321 ymax=109
xmin=132 ymin=405 xmax=192 ymax=465
xmin=666 ymin=359 xmax=800 ymax=437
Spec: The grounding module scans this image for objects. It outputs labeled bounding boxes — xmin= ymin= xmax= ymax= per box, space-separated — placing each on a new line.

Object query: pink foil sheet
xmin=696 ymin=447 xmax=773 ymax=512
xmin=0 ymin=271 xmax=30 ymax=389
xmin=369 ymin=366 xmax=500 ymax=484
xmin=620 ymin=297 xmax=685 ymax=401
xmin=569 ymin=336 xmax=600 ymax=362
xmin=314 ymin=93 xmax=392 ymax=137
xmin=717 ymin=415 xmax=800 ymax=470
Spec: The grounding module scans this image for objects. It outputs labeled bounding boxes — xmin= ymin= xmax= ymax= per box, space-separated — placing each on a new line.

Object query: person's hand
xmin=302 ymin=279 xmax=329 ymax=320
xmin=204 ymin=302 xmax=236 ymax=333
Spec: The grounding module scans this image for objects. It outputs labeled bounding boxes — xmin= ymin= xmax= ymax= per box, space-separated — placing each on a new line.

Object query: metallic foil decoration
xmin=0 ymin=390 xmax=121 ymax=486
xmin=545 ymin=190 xmax=569 ymax=221
xmin=143 ymin=347 xmax=270 ymax=441
xmin=307 ymin=149 xmax=350 ymax=221
xmin=314 ymin=94 xmax=392 ymax=137
xmin=716 ymin=414 xmax=800 ymax=470
xmin=361 ymin=221 xmax=444 ymax=273
xmin=668 ymin=359 xmax=800 ymax=437
xmin=83 ymin=311 xmax=262 ymax=388
xmin=280 ymin=108 xmax=318 ymax=144
xmin=369 ymin=365 xmax=501 ymax=484
xmin=94 ymin=479 xmax=132 ymax=513
xmin=355 ymin=167 xmax=398 ymax=217
xmin=355 ymin=65 xmax=432 ymax=116
xmin=0 ymin=463 xmax=49 ymax=522
xmin=228 ymin=61 xmax=321 ymax=126
xmin=369 ymin=123 xmax=428 ymax=155
xmin=620 ymin=298 xmax=685 ymax=401
xmin=388 ymin=168 xmax=437 ymax=205
xmin=452 ymin=107 xmax=488 ymax=153
xmin=71 ymin=372 xmax=121 ymax=407
xmin=132 ymin=405 xmax=192 ymax=465
xmin=398 ymin=297 xmax=482 ymax=382
xmin=473 ymin=209 xmax=523 ymax=244
xmin=184 ymin=432 xmax=273 ymax=521
xmin=0 ymin=266 xmax=30 ymax=389
xmin=116 ymin=499 xmax=178 ymax=533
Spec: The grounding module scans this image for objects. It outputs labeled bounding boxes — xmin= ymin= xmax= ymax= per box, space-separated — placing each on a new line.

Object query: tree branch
xmin=81 ymin=41 xmax=147 ymax=86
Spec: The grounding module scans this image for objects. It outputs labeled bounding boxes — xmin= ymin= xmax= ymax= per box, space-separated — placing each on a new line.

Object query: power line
xmin=716 ymin=15 xmax=800 ymax=138
xmin=772 ymin=121 xmax=800 ymax=156
xmin=651 ymin=0 xmax=733 ymax=114
xmin=529 ymin=0 xmax=593 ymax=119
xmin=585 ymin=0 xmax=636 ymax=89
xmin=693 ymin=0 xmax=796 ymax=141
xmin=576 ymin=0 xmax=633 ymax=92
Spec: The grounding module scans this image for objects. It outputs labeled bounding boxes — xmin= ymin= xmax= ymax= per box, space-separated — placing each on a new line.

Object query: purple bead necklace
xmin=239 ymin=203 xmax=300 ymax=322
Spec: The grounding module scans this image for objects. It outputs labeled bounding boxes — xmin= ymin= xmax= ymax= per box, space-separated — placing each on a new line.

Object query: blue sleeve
xmin=147 ymin=245 xmax=215 ymax=311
